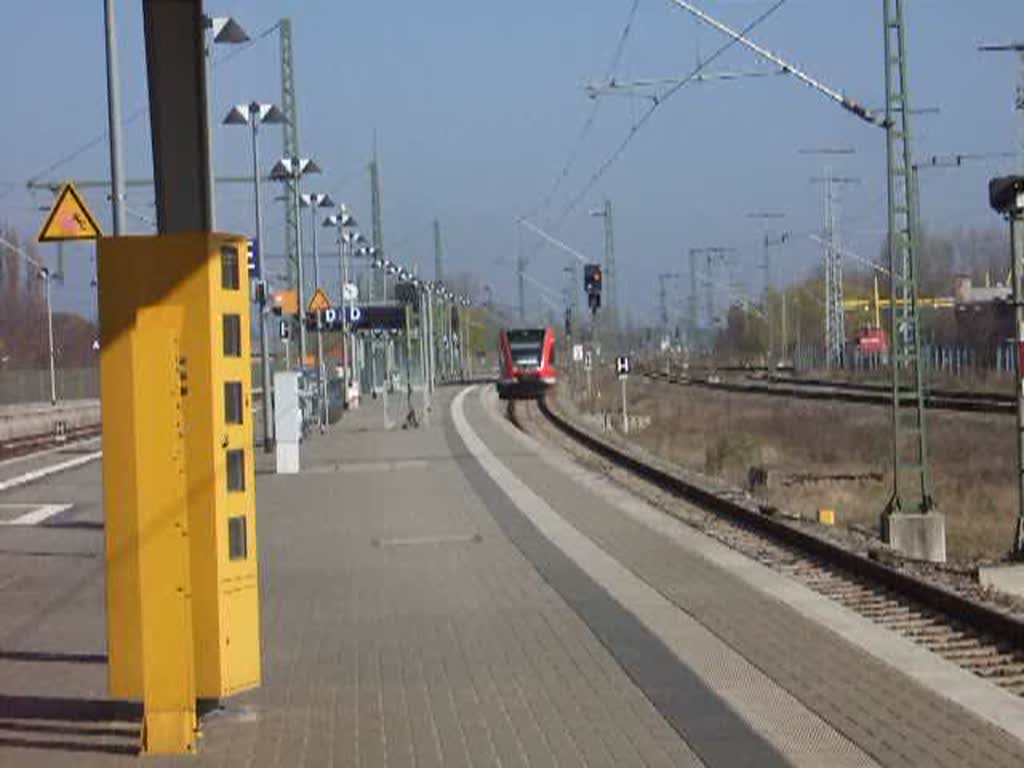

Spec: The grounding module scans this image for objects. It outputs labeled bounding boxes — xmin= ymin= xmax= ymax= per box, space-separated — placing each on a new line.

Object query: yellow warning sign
xmin=307 ymin=288 xmax=332 ymax=313
xmin=37 ymin=183 xmax=103 ymax=242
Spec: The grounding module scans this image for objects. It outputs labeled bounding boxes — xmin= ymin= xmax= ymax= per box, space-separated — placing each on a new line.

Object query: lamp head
xmin=207 ymin=16 xmax=250 ymax=44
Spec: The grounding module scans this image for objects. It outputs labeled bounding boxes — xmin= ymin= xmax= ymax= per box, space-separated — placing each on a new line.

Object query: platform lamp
xmin=355 ymin=243 xmax=380 ymax=391
xmin=224 ymin=102 xmax=286 ymax=452
xmin=323 ymin=208 xmax=358 ymax=403
xmin=202 ymin=15 xmax=249 ymax=228
xmin=270 ymin=157 xmax=321 ymax=368
xmin=299 ymin=192 xmax=335 ymax=430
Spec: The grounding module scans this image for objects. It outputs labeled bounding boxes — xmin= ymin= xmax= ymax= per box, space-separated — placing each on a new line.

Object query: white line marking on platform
xmin=305 ymin=459 xmax=430 ymax=475
xmin=453 ymin=386 xmax=877 ymax=768
xmin=0 ymin=451 xmax=101 ymax=493
xmin=0 ymin=503 xmax=73 ymax=526
xmin=0 ymin=436 xmax=101 ymax=469
xmin=479 ymin=388 xmax=1024 ymax=746
xmin=377 ymin=533 xmax=481 ymax=547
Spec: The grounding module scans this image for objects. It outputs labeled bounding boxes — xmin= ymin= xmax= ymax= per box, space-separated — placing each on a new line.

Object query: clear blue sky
xmin=1 ymin=1 xmax=1022 ymax=323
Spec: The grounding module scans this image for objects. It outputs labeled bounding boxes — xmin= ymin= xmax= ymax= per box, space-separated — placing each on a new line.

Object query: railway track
xmin=641 ymin=367 xmax=1014 ymax=414
xmin=511 ymin=395 xmax=1024 ymax=697
xmin=0 ymin=424 xmax=102 ymax=461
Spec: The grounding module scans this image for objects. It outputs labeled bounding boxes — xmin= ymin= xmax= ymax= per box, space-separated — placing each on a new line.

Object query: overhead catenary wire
xmin=213 ymin=19 xmax=279 ymax=67
xmin=525 ymin=0 xmax=642 ymax=222
xmin=0 ymin=234 xmax=47 ymax=273
xmin=808 ymin=233 xmax=890 ymax=275
xmin=555 ymin=0 xmax=790 ymax=225
xmin=583 ymin=68 xmax=787 ymax=100
xmin=518 ymin=268 xmax=568 ymax=302
xmin=122 ymin=204 xmax=159 ymax=229
xmin=517 ymin=218 xmax=589 ymax=264
xmin=667 ymin=0 xmax=879 ymax=125
xmin=695 ymin=270 xmax=766 ymax=319
xmin=12 ymin=21 xmax=281 ymax=199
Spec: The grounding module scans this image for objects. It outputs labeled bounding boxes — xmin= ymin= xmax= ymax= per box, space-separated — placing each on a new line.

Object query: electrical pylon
xmin=884 ymin=0 xmax=932 ymax=514
xmin=590 ymin=200 xmax=618 ymax=333
xmin=370 ymin=150 xmax=384 ymax=301
xmin=433 ymin=219 xmax=444 ymax=283
xmin=279 ymin=18 xmax=298 ymax=290
xmin=814 ymin=169 xmax=858 ymax=368
xmin=687 ymin=248 xmax=699 ymax=345
xmin=658 ymin=273 xmax=681 ymax=334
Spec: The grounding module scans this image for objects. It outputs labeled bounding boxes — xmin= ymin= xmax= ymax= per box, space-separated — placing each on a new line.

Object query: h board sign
xmin=616 ymin=356 xmax=631 ymax=377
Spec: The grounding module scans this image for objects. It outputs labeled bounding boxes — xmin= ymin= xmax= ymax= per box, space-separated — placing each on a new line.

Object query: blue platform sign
xmin=305 ymin=304 xmax=404 ymax=332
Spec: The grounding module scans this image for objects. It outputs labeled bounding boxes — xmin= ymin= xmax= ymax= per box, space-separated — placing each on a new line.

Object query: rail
xmin=534 ymin=395 xmax=1024 ymax=652
xmin=640 ymin=367 xmax=1014 ymax=415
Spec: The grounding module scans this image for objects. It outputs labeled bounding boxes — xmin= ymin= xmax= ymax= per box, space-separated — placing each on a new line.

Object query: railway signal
xmin=584 ymin=263 xmax=603 ymax=314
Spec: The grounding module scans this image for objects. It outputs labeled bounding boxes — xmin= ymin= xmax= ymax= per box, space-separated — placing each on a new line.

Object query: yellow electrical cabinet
xmin=99 ymin=232 xmax=261 ymax=705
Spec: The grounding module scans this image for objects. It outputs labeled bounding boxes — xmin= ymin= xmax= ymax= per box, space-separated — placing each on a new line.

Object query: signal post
xmin=990 ymin=176 xmax=1024 ymax=558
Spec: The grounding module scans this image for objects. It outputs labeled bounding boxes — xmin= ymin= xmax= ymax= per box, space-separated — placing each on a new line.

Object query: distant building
xmin=952 ymin=275 xmax=1012 ymax=358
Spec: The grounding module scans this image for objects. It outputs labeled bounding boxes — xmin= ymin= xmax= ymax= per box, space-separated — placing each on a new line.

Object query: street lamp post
xmin=384 ymin=261 xmax=399 ymax=396
xmin=202 ymin=15 xmax=249 ymax=229
xmin=42 ymin=268 xmax=56 ymax=405
xmin=746 ymin=212 xmax=786 ymax=366
xmin=420 ymin=283 xmax=432 ymax=419
xmin=428 ymin=284 xmax=438 ymax=392
xmin=103 ymin=0 xmax=126 ymax=235
xmin=324 ymin=208 xmax=359 ymax=408
xmin=437 ymin=286 xmax=448 ymax=382
xmin=356 ymin=244 xmax=376 ymax=392
xmin=445 ymin=289 xmax=454 ymax=381
xmin=224 ymin=102 xmax=286 ymax=452
xmin=270 ymin=157 xmax=321 ymax=371
xmin=301 ymin=192 xmax=335 ymax=431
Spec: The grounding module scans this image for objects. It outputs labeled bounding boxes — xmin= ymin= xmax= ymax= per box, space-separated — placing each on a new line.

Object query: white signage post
xmin=584 ymin=350 xmax=593 ymax=408
xmin=616 ymin=356 xmax=631 ymax=435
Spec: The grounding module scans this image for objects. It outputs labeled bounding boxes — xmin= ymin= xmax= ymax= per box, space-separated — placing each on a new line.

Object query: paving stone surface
xmin=0 ymin=391 xmax=701 ymax=766
xmin=4 ymin=384 xmax=1021 ymax=767
xmin=460 ymin=388 xmax=1024 ymax=768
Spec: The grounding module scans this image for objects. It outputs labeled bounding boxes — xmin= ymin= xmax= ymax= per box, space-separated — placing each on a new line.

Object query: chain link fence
xmin=0 ymin=367 xmax=99 ymax=405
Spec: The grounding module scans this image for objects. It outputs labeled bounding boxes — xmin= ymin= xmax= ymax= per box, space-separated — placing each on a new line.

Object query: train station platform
xmin=1 ymin=386 xmax=1024 ymax=766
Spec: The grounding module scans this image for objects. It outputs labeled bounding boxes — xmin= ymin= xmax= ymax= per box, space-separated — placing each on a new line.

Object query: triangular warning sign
xmin=38 ymin=184 xmax=103 ymax=242
xmin=307 ymin=288 xmax=332 ymax=313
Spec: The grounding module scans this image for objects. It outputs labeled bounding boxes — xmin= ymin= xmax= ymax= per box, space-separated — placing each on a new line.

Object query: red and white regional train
xmin=497 ymin=327 xmax=558 ymax=399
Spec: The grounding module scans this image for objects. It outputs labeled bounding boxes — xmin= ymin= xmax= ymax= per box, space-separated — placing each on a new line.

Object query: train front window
xmin=507 ymin=329 xmax=546 ymax=368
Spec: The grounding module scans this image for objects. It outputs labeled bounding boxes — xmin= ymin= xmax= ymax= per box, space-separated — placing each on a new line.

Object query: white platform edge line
xmin=482 ymin=389 xmax=1024 ymax=745
xmin=0 ymin=451 xmax=102 ymax=494
xmin=454 ymin=387 xmax=877 ymax=768
xmin=0 ymin=436 xmax=101 ymax=469
xmin=0 ymin=503 xmax=74 ymax=526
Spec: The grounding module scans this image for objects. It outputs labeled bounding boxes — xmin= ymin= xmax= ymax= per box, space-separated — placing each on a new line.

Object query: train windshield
xmin=507 ymin=329 xmax=546 ymax=368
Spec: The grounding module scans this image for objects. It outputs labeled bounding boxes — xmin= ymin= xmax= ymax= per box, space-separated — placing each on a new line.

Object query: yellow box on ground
xmin=818 ymin=508 xmax=836 ymax=526
xmin=99 ymin=233 xmax=261 ymax=705
xmin=132 ymin=305 xmax=196 ymax=753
